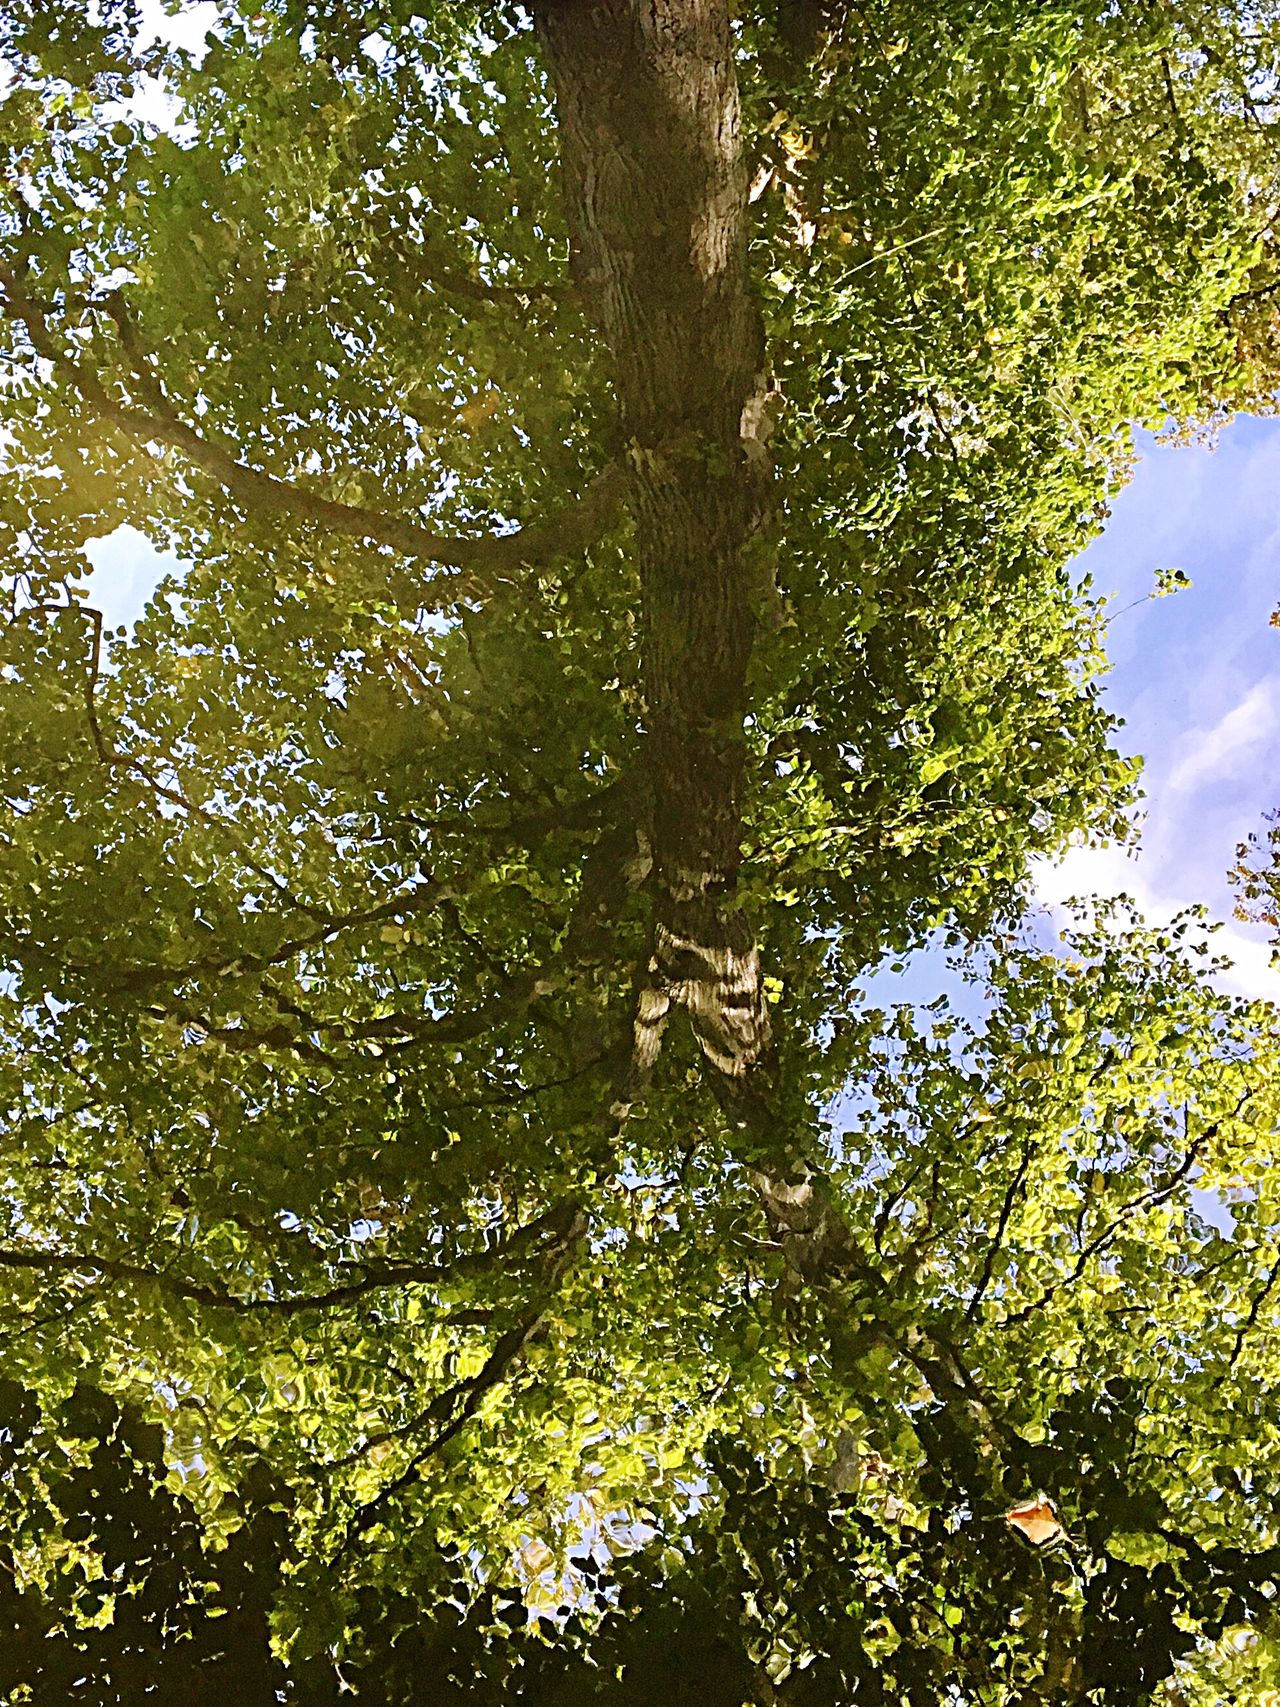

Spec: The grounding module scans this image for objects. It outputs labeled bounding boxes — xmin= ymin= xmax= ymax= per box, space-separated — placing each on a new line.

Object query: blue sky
xmin=85 ymin=422 xmax=1280 ymax=998
xmin=1033 ymin=418 xmax=1280 ymax=999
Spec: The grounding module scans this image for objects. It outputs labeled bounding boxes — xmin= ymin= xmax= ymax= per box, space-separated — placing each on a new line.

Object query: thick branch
xmin=0 ymin=1242 xmax=436 ymax=1314
xmin=4 ymin=870 xmax=450 ymax=1001
xmin=337 ymin=1203 xmax=588 ymax=1550
xmin=0 ymin=1201 xmax=583 ymax=1317
xmin=1225 ymin=1250 xmax=1280 ymax=1373
xmin=0 ymin=262 xmax=623 ymax=605
xmin=359 ymin=211 xmax=570 ymax=312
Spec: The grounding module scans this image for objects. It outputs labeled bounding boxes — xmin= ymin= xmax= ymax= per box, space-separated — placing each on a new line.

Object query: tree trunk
xmin=533 ymin=0 xmax=774 ymax=1079
xmin=532 ymin=1 xmax=897 ymax=1329
xmin=530 ymin=2 xmax=948 ymax=1345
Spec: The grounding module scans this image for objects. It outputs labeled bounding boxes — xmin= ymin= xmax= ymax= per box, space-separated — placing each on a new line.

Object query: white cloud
xmin=1165 ymin=680 xmax=1278 ymax=797
xmin=1032 ymin=839 xmax=1280 ymax=1002
xmin=137 ymin=0 xmax=220 ymax=57
xmin=84 ymin=526 xmax=185 ymax=631
xmin=1032 ymin=841 xmax=1146 ymax=916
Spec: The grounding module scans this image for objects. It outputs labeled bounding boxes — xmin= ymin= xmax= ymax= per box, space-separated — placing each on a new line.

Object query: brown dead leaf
xmin=1005 ymin=1496 xmax=1066 ymax=1547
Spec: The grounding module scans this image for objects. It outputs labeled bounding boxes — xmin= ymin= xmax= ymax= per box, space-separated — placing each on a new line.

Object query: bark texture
xmin=531 ymin=1 xmax=908 ymax=1334
xmin=534 ymin=0 xmax=775 ymax=1079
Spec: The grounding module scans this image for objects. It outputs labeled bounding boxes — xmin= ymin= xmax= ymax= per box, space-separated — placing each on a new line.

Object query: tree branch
xmin=998 ymin=1109 xmax=1239 ymax=1329
xmin=0 ymin=1201 xmax=583 ymax=1318
xmin=335 ymin=1203 xmax=588 ymax=1551
xmin=142 ymin=956 xmax=558 ymax=1068
xmin=1229 ymin=273 xmax=1280 ymax=310
xmin=109 ymin=876 xmax=450 ymax=993
xmin=358 ymin=214 xmax=570 ymax=313
xmin=0 ymin=263 xmax=624 ymax=606
xmin=1223 ymin=1249 xmax=1280 ymax=1375
xmin=965 ymin=1132 xmax=1038 ymax=1322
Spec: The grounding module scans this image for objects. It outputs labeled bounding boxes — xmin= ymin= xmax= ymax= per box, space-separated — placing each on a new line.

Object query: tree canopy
xmin=3 ymin=1 xmax=1280 ymax=1700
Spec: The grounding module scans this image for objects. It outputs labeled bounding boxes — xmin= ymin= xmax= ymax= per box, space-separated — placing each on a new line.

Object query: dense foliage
xmin=2 ymin=1 xmax=1280 ymax=1700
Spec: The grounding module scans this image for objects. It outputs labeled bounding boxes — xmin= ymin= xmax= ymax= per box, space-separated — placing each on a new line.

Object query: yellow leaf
xmin=779 ymin=128 xmax=815 ymax=161
xmin=458 ymin=388 xmax=501 ymax=432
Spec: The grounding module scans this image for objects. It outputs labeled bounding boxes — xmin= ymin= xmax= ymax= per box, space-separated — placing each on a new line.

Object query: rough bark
xmin=528 ymin=9 xmax=969 ymax=1396
xmin=531 ymin=3 xmax=908 ymax=1346
xmin=533 ymin=0 xmax=774 ymax=1080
